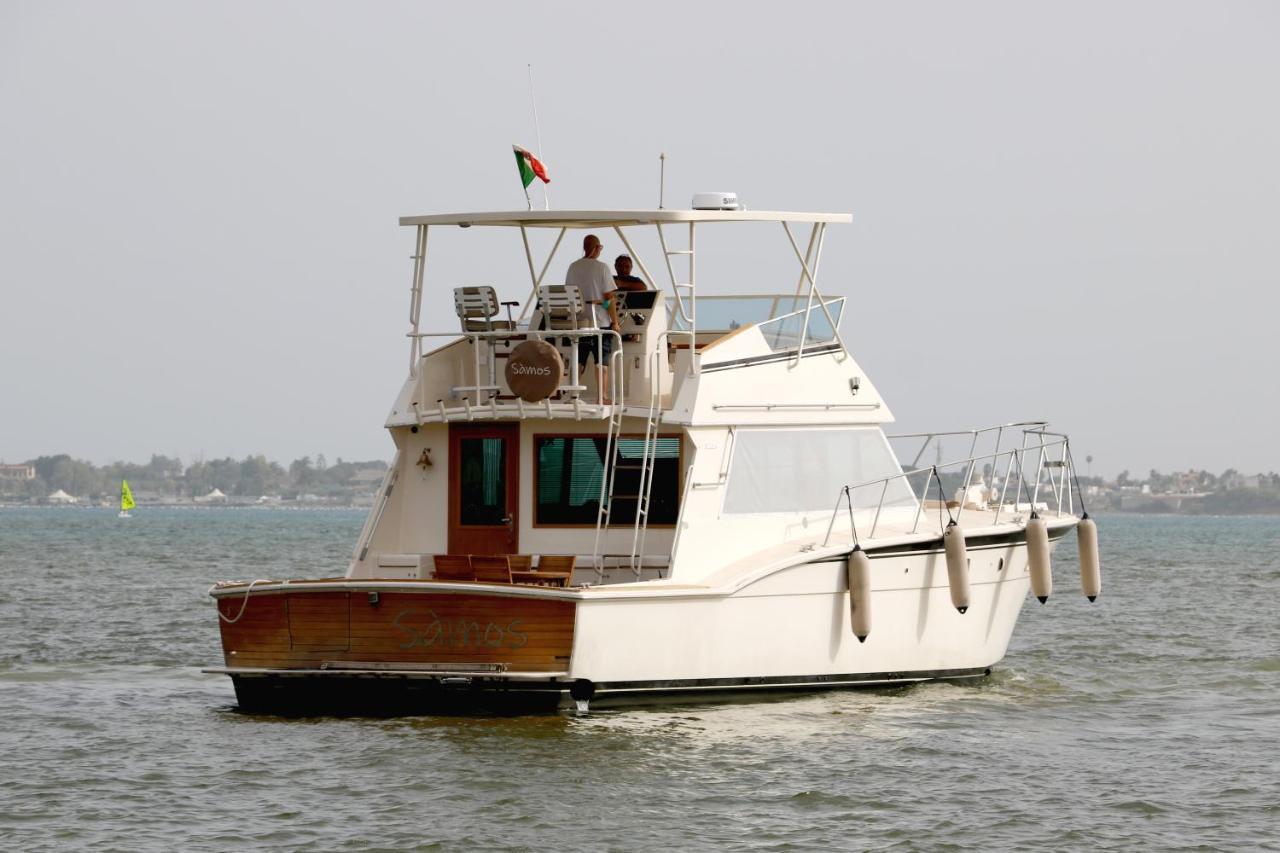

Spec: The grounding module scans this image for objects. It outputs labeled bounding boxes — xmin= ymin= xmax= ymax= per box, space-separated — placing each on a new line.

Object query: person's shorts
xmin=577 ymin=332 xmax=614 ymax=367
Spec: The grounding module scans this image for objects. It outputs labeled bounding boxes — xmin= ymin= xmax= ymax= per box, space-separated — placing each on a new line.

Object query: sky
xmin=2 ymin=1 xmax=1277 ymax=478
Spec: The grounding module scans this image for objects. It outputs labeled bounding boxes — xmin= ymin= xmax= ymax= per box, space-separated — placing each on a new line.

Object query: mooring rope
xmin=216 ymin=579 xmax=270 ymax=624
xmin=843 ymin=485 xmax=860 ymax=547
xmin=930 ymin=466 xmax=955 ymax=532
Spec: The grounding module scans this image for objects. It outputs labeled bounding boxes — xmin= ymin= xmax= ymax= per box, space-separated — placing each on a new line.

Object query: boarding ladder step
xmin=591 ymin=391 xmax=627 ymax=579
xmin=627 ymin=401 xmax=662 ymax=575
xmin=591 ymin=371 xmax=664 ymax=578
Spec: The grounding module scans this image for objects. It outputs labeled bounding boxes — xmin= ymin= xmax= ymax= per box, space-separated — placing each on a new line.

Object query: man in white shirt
xmin=564 ymin=234 xmax=620 ymax=403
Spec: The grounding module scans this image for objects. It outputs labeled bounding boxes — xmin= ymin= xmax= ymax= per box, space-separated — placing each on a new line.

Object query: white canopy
xmin=398 ymin=209 xmax=852 ymax=228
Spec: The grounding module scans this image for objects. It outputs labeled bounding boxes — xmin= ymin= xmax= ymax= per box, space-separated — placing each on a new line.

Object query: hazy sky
xmin=2 ymin=1 xmax=1277 ymax=477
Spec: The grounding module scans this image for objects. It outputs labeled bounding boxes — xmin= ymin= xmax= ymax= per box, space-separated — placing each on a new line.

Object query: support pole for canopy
xmin=408 ymin=225 xmax=428 ymax=375
xmin=783 ymin=221 xmax=844 ymax=364
xmin=516 ymin=226 xmax=567 ymax=323
xmin=792 ymin=223 xmax=819 ymax=297
xmin=688 ymin=222 xmax=698 ymax=375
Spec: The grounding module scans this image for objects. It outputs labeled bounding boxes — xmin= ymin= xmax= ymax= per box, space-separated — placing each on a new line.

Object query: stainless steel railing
xmin=822 ymin=423 xmax=1079 ymax=547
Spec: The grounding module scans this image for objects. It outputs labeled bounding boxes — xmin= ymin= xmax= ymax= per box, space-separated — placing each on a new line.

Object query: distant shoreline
xmin=0 ymin=502 xmax=370 ymax=511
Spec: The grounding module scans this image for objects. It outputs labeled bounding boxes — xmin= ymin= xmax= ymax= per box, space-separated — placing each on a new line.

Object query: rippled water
xmin=1 ymin=508 xmax=1277 ymax=850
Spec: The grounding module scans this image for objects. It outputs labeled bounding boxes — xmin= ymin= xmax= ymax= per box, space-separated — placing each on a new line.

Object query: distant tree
xmin=147 ymin=454 xmax=183 ymax=484
xmin=289 ymin=456 xmax=314 ymax=489
xmin=29 ymin=454 xmax=72 ymax=483
xmin=1116 ymin=470 xmax=1131 ymax=487
xmin=238 ymin=455 xmax=277 ymax=496
xmin=50 ymin=457 xmax=101 ymax=498
xmin=184 ymin=460 xmax=210 ymax=496
xmin=205 ymin=457 xmax=239 ymax=493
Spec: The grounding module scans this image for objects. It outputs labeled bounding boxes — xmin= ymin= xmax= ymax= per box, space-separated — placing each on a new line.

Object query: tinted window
xmin=536 ymin=436 xmax=681 ymax=525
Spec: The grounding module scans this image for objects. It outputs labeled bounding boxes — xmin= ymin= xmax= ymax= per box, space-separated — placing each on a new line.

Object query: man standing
xmin=565 ymin=234 xmax=619 ymax=403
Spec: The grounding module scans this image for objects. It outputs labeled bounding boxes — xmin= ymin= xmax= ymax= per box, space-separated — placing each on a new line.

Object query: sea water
xmin=1 ymin=509 xmax=1277 ymax=851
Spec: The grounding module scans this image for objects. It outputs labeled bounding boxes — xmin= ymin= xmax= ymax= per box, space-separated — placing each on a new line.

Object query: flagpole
xmin=527 ymin=64 xmax=549 ymax=210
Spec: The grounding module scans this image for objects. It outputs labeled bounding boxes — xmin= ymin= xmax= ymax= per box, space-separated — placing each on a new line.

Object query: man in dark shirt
xmin=613 ymin=255 xmax=647 ymax=292
xmin=612 ymin=254 xmax=650 ymax=343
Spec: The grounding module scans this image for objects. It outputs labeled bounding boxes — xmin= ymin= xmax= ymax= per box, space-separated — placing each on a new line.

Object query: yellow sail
xmin=120 ymin=480 xmax=137 ymax=511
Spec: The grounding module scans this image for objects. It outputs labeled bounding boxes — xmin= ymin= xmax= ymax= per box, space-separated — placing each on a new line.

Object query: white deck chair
xmin=536 ymin=285 xmax=588 ymax=395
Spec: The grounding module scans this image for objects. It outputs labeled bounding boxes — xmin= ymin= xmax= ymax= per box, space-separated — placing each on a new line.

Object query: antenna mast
xmin=658 ymin=152 xmax=666 ymax=209
xmin=527 ymin=64 xmax=549 ymax=210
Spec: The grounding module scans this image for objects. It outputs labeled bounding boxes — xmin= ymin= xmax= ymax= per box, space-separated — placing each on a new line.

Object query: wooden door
xmin=448 ymin=423 xmax=520 ymax=555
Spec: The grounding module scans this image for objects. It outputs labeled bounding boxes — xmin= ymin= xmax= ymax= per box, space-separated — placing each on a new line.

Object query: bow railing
xmin=822 ymin=422 xmax=1080 ymax=547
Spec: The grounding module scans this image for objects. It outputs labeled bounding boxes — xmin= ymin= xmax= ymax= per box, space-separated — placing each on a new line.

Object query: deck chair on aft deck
xmin=470 ymin=555 xmax=513 ymax=584
xmin=534 ymin=555 xmax=576 ymax=587
xmin=432 ymin=554 xmax=474 ymax=581
xmin=453 ymin=286 xmax=515 ymax=333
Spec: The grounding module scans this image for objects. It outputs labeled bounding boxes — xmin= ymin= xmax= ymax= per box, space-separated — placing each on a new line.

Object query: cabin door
xmin=447 ymin=423 xmax=520 ymax=555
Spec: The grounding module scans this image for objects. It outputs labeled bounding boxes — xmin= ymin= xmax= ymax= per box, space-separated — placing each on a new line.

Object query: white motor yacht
xmin=207 ymin=202 xmax=1100 ymax=713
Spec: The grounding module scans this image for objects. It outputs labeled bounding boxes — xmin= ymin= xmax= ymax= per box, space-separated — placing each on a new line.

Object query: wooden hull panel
xmin=217 ymin=588 xmax=576 ymax=674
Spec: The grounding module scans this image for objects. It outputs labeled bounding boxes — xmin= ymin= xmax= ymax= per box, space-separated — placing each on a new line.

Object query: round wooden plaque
xmin=505 ymin=339 xmax=563 ymax=402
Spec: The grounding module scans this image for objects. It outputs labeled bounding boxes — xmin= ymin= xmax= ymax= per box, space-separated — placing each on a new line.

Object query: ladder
xmin=591 ymin=401 xmax=625 ymax=580
xmin=657 ymin=223 xmax=696 ymax=356
xmin=626 ymin=384 xmax=664 ymax=574
xmin=591 ymin=365 xmax=664 ymax=578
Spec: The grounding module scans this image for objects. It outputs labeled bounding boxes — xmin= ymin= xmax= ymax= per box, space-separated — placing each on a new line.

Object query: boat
xmin=206 ymin=202 xmax=1100 ymax=713
xmin=118 ymin=479 xmax=136 ymax=519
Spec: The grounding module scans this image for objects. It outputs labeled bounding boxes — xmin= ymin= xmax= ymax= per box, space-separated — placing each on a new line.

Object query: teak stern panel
xmin=218 ymin=589 xmax=575 ymax=672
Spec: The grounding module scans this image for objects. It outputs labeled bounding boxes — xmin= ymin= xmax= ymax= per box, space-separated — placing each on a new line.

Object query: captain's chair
xmin=536 ymin=285 xmax=588 ymax=397
xmin=536 ymin=285 xmax=586 ymax=331
xmin=453 ymin=286 xmax=515 ymax=333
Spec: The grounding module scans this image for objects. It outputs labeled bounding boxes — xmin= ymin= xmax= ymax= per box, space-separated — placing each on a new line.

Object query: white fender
xmin=1026 ymin=515 xmax=1052 ymax=603
xmin=1077 ymin=515 xmax=1101 ymax=602
xmin=846 ymin=548 xmax=872 ymax=642
xmin=943 ymin=521 xmax=970 ymax=614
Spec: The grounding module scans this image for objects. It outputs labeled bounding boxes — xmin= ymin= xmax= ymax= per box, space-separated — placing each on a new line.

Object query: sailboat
xmin=118 ymin=480 xmax=136 ymax=518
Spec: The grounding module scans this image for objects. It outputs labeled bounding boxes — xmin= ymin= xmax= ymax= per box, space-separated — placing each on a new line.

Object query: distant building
xmin=348 ymin=468 xmax=386 ymax=492
xmin=46 ymin=489 xmax=78 ymax=504
xmin=0 ymin=464 xmax=35 ymax=480
xmin=1224 ymin=473 xmax=1262 ymax=490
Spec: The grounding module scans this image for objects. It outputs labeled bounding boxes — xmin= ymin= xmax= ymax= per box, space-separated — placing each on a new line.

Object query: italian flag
xmin=514 ymin=145 xmax=550 ymax=188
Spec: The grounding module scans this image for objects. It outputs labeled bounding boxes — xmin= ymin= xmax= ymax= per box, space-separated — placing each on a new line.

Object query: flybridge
xmin=398 ymin=206 xmax=855 ymax=399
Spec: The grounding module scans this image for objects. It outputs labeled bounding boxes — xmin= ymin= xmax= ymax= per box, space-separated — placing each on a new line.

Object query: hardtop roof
xmin=398 ymin=209 xmax=852 ymax=228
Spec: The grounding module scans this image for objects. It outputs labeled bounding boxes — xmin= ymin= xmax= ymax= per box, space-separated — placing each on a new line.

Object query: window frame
xmin=531 ymin=432 xmax=685 ymax=529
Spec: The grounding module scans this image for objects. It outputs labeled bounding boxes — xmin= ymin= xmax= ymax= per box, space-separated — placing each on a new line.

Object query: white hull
xmin=569 ymin=535 xmax=1051 ymax=699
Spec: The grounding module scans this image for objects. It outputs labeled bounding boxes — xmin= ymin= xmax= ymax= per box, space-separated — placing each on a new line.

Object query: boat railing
xmin=406 ymin=327 xmax=625 ymax=421
xmin=822 ymin=424 xmax=1080 ymax=547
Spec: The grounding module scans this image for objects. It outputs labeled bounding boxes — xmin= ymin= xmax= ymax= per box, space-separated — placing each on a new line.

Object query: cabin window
xmin=458 ymin=437 xmax=507 ymax=525
xmin=535 ymin=435 xmax=682 ymax=526
xmin=722 ymin=428 xmax=915 ymax=514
